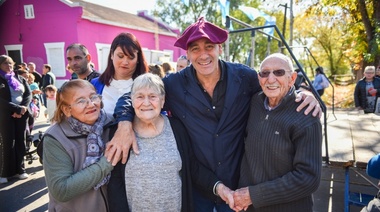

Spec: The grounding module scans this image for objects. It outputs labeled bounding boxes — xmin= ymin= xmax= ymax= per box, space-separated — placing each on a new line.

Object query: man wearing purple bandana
xmin=111 ymin=17 xmax=322 ymax=211
xmin=0 ymin=55 xmax=31 ymax=183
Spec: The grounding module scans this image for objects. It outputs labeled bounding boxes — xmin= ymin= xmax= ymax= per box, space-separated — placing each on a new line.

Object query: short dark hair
xmin=66 ymin=43 xmax=89 ymax=56
xmin=44 ymin=64 xmax=52 ymax=71
xmin=315 ymin=67 xmax=323 ymax=73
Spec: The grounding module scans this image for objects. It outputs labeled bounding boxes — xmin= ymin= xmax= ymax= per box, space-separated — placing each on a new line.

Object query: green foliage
xmin=303 ymin=0 xmax=380 ymax=70
xmin=153 ymin=0 xmax=275 ymax=64
xmin=152 ymin=0 xmax=380 ymax=76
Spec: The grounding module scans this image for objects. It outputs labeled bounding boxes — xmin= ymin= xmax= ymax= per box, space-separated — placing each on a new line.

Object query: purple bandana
xmin=0 ymin=70 xmax=22 ymax=91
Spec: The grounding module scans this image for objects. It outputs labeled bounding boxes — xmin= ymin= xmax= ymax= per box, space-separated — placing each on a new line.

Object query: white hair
xmin=259 ymin=53 xmax=294 ymax=72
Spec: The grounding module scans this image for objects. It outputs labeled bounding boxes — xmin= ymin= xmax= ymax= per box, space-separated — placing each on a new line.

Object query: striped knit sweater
xmin=239 ymin=88 xmax=322 ymax=212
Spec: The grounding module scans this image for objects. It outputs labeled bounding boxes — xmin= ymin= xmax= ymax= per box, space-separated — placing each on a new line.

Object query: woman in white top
xmin=91 ymin=32 xmax=149 ymax=120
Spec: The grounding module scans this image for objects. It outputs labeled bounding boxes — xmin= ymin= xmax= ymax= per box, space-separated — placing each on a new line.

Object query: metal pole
xmin=225 ymin=16 xmax=230 ymax=61
xmin=289 ymin=0 xmax=294 ymax=47
xmin=251 ymin=31 xmax=255 ymax=68
xmin=279 ymin=3 xmax=288 ymax=53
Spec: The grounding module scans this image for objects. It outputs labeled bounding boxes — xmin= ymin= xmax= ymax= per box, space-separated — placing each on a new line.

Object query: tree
xmin=293 ymin=7 xmax=352 ymax=76
xmin=153 ymin=0 xmax=275 ymax=65
xmin=299 ymin=0 xmax=380 ymax=80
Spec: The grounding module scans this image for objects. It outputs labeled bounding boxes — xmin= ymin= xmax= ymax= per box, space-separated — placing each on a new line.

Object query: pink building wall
xmin=0 ymin=0 xmax=183 ymax=82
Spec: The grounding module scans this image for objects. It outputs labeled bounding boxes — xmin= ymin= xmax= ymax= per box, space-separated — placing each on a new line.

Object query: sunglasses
xmin=259 ymin=69 xmax=288 ymax=78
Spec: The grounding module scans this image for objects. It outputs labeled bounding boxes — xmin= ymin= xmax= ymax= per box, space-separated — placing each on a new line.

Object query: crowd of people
xmin=1 ymin=16 xmax=379 ymax=212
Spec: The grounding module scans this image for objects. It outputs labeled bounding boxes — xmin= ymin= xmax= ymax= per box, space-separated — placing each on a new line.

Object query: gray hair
xmin=131 ymin=73 xmax=165 ymax=97
xmin=364 ymin=66 xmax=375 ymax=73
xmin=259 ymin=53 xmax=294 ymax=72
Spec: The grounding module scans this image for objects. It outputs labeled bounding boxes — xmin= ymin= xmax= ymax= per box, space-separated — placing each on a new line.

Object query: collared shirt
xmin=263 ymin=86 xmax=295 ymax=111
xmin=193 ymin=61 xmax=227 ymax=121
xmin=85 ymin=71 xmax=100 ymax=82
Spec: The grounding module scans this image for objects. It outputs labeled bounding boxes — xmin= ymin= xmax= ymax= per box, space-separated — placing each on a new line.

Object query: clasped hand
xmin=217 ymin=185 xmax=252 ymax=211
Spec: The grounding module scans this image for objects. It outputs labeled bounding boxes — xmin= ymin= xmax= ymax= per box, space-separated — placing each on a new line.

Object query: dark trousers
xmin=193 ymin=188 xmax=233 ymax=212
xmin=13 ymin=113 xmax=28 ymax=174
xmin=41 ymin=93 xmax=47 ymax=107
xmin=317 ymin=89 xmax=325 ymax=96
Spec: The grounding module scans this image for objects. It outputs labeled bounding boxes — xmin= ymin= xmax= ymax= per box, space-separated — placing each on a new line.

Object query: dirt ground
xmin=321 ymin=83 xmax=355 ymax=108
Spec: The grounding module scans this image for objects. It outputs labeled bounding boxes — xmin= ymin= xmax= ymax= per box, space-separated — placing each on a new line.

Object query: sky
xmin=84 ymin=0 xmax=157 ymax=14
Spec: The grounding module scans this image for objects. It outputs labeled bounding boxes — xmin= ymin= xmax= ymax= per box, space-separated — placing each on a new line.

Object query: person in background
xmin=44 ymin=85 xmax=57 ymax=124
xmin=149 ymin=64 xmax=165 ymax=78
xmin=27 ymin=96 xmax=39 ymax=133
xmin=66 ymin=43 xmax=100 ymax=81
xmin=354 ymin=66 xmax=380 ymax=113
xmin=43 ymin=79 xmax=114 ymax=211
xmin=91 ymin=32 xmax=148 ymax=120
xmin=375 ymin=66 xmax=380 ymax=78
xmin=67 ymin=64 xmax=78 ymax=80
xmin=26 ymin=74 xmax=41 ymax=144
xmin=41 ymin=64 xmax=55 ymax=107
xmin=110 ymin=17 xmax=322 ymax=211
xmin=176 ymin=55 xmax=190 ymax=72
xmin=294 ymin=68 xmax=310 ymax=91
xmin=27 ymin=74 xmax=42 ymax=98
xmin=18 ymin=62 xmax=28 ymax=72
xmin=0 ymin=55 xmax=31 ymax=183
xmin=361 ymin=154 xmax=380 ymax=212
xmin=28 ymin=62 xmax=43 ymax=108
xmin=27 ymin=62 xmax=43 ymax=88
xmin=162 ymin=62 xmax=175 ymax=75
xmin=232 ymin=53 xmax=322 ymax=212
xmin=312 ymin=67 xmax=328 ymax=96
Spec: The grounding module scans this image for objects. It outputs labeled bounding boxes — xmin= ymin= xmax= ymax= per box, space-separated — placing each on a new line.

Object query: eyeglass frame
xmin=68 ymin=94 xmax=102 ymax=108
xmin=258 ymin=69 xmax=291 ymax=78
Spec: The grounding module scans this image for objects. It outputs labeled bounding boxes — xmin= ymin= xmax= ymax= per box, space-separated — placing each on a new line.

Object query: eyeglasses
xmin=258 ymin=69 xmax=288 ymax=78
xmin=69 ymin=94 xmax=102 ymax=108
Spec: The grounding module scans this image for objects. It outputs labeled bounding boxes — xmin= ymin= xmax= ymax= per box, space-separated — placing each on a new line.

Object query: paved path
xmin=1 ymin=108 xmax=379 ymax=211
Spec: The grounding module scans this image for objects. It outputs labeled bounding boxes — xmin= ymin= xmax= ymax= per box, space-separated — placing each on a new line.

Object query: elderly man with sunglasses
xmin=109 ymin=18 xmax=322 ymax=212
xmin=233 ymin=53 xmax=322 ymax=212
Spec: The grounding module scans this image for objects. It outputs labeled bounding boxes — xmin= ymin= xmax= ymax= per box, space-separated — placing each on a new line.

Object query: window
xmin=44 ymin=42 xmax=65 ymax=77
xmin=5 ymin=45 xmax=23 ymax=65
xmin=24 ymin=5 xmax=35 ymax=19
xmin=95 ymin=43 xmax=111 ymax=73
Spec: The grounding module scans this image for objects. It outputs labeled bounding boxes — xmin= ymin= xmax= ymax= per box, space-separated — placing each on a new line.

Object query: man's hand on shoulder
xmin=104 ymin=121 xmax=139 ymax=166
xmin=295 ymin=90 xmax=322 ymax=118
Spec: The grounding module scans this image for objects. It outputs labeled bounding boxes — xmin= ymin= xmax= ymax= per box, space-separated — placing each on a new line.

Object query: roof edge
xmin=59 ymin=0 xmax=81 ymax=7
xmin=82 ymin=16 xmax=178 ymax=37
xmin=137 ymin=11 xmax=180 ymax=35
